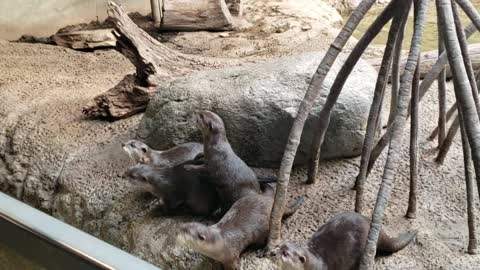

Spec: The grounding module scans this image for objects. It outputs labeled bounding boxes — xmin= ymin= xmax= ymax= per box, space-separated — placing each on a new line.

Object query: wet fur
xmin=122 ymin=140 xmax=203 ymax=167
xmin=194 ymin=110 xmax=261 ymax=210
xmin=177 ymin=193 xmax=304 ymax=270
xmin=125 ymin=163 xmax=218 ymax=216
xmin=274 ymin=212 xmax=417 ymax=270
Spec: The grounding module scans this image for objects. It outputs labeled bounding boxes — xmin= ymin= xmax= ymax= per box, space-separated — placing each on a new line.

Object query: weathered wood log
xmin=82 ymin=1 xmax=248 ymax=120
xmin=367 ymin=43 xmax=480 ymax=79
xmin=162 ymin=0 xmax=236 ymax=31
xmin=53 ymin=29 xmax=117 ymax=50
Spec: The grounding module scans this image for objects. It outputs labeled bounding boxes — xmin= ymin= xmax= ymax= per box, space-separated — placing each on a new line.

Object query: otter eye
xmin=198 ymin=233 xmax=206 ymax=241
xmin=208 ymin=122 xmax=213 ymax=131
xmin=141 ymin=176 xmax=147 ymax=182
xmin=299 ymin=256 xmax=306 ymax=264
xmin=141 ymin=147 xmax=147 ymax=153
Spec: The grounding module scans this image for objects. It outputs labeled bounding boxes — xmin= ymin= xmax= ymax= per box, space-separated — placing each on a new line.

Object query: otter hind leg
xmin=377 ymin=229 xmax=418 ymax=254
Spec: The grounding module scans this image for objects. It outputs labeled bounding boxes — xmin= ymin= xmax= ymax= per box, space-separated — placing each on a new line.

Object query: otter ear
xmin=299 ymin=256 xmax=306 ymax=264
xmin=198 ymin=233 xmax=206 ymax=241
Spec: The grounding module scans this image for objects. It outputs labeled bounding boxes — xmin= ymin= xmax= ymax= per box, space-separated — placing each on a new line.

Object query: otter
xmin=177 ymin=189 xmax=304 ymax=270
xmin=122 ymin=139 xmax=203 ymax=167
xmin=272 ymin=212 xmax=417 ymax=270
xmin=190 ymin=110 xmax=262 ymax=210
xmin=125 ymin=162 xmax=218 ymax=216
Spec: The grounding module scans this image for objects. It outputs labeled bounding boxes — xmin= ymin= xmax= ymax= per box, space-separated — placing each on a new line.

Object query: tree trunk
xmin=306 ymin=0 xmax=400 ymax=185
xmin=355 ymin=1 xmax=410 ymax=214
xmin=406 ymin=57 xmax=420 ymax=219
xmin=438 ymin=0 xmax=480 ymax=240
xmin=458 ymin=103 xmax=478 ymax=255
xmin=387 ymin=15 xmax=407 ymax=126
xmin=266 ymin=0 xmax=377 ymax=250
xmin=435 ymin=1 xmax=480 ymax=163
xmin=365 ymin=22 xmax=477 ymax=175
xmin=359 ymin=0 xmax=428 ymax=268
xmin=428 ymin=103 xmax=457 ymax=141
xmin=162 ymin=0 xmax=235 ymax=31
xmin=436 ymin=115 xmax=460 ymax=164
xmin=437 ymin=11 xmax=447 ymax=148
xmin=82 ymin=1 xmax=246 ymax=120
xmin=452 ymin=2 xmax=480 ymax=116
xmin=456 ymin=0 xmax=480 ymax=32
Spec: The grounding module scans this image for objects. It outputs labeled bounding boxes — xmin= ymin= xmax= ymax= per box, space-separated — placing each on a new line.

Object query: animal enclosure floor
xmin=1 ymin=35 xmax=480 ymax=269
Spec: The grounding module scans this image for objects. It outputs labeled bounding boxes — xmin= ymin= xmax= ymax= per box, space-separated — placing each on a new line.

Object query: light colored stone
xmin=138 ymin=52 xmax=377 ymax=167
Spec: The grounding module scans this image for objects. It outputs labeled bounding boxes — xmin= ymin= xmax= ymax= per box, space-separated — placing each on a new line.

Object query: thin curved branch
xmin=359 ymin=0 xmax=429 ymax=268
xmin=355 ymin=1 xmax=410 ymax=214
xmin=366 ymin=22 xmax=477 ymax=177
xmin=306 ymin=0 xmax=400 ymax=184
xmin=266 ymin=0 xmax=378 ymax=250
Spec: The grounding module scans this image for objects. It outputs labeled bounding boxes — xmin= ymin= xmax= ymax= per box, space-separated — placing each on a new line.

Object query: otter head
xmin=124 ymin=164 xmax=166 ymax=195
xmin=193 ymin=110 xmax=226 ymax=141
xmin=271 ymin=242 xmax=325 ymax=270
xmin=121 ymin=140 xmax=152 ymax=164
xmin=177 ymin=222 xmax=225 ymax=261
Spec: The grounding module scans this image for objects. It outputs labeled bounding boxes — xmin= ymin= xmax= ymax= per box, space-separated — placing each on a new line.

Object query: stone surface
xmin=138 ymin=52 xmax=377 ymax=167
xmin=52 ymin=29 xmax=117 ymax=50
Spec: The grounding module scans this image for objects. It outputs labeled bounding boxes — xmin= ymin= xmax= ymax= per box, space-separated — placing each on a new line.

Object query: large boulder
xmin=138 ymin=52 xmax=377 ymax=167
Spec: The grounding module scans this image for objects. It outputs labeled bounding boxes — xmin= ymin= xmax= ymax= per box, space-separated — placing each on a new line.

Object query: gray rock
xmin=138 ymin=52 xmax=377 ymax=167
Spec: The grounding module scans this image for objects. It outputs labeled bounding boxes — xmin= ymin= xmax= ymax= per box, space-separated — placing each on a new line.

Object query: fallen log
xmin=82 ymin=1 xmax=249 ymax=120
xmin=366 ymin=43 xmax=480 ymax=80
xmin=52 ymin=29 xmax=117 ymax=50
xmin=162 ymin=0 xmax=236 ymax=31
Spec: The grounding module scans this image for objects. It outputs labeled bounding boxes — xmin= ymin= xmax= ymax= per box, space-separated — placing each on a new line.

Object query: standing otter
xmin=177 ymin=189 xmax=304 ymax=270
xmin=122 ymin=139 xmax=203 ymax=167
xmin=191 ymin=110 xmax=261 ymax=210
xmin=125 ymin=162 xmax=218 ymax=216
xmin=272 ymin=212 xmax=417 ymax=270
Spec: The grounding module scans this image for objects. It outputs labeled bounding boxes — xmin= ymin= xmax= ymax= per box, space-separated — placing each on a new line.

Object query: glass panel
xmin=0 ymin=242 xmax=45 ymax=270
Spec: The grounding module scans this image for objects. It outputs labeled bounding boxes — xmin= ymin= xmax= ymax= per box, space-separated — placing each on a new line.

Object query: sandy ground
xmin=1 ymin=1 xmax=480 ymax=269
xmin=1 ymin=41 xmax=479 ymax=269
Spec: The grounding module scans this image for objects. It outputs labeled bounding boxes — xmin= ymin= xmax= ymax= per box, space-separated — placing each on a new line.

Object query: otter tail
xmin=282 ymin=196 xmax=305 ymax=220
xmin=377 ymin=230 xmax=417 ymax=254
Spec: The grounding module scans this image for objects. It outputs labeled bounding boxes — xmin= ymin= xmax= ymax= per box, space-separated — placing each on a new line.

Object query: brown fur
xmin=125 ymin=162 xmax=218 ymax=216
xmin=273 ymin=212 xmax=417 ymax=270
xmin=193 ymin=110 xmax=261 ymax=210
xmin=177 ymin=192 xmax=304 ymax=270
